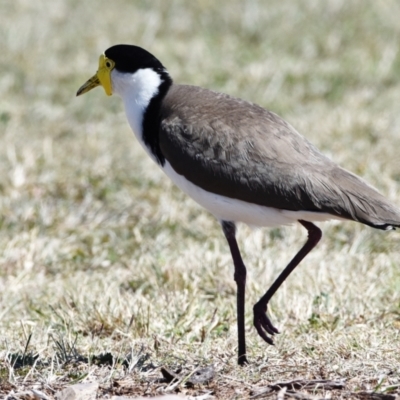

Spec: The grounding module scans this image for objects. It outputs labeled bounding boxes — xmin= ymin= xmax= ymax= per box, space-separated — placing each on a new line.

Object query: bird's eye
xmin=105 ymin=61 xmax=112 ymax=68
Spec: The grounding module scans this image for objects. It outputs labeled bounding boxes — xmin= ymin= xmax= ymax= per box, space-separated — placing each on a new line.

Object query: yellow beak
xmin=76 ymin=54 xmax=114 ymax=96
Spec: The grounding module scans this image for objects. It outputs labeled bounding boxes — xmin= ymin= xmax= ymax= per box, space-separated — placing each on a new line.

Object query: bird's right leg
xmin=221 ymin=221 xmax=248 ymax=365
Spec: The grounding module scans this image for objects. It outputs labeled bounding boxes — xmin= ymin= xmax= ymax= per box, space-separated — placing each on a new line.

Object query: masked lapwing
xmin=77 ymin=44 xmax=400 ymax=365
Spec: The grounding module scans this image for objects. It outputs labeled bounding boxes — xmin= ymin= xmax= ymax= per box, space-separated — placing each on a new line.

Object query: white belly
xmin=163 ymin=161 xmax=337 ymax=227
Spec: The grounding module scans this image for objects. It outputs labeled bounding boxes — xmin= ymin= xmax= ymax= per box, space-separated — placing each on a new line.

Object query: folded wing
xmin=159 ymin=85 xmax=400 ymax=230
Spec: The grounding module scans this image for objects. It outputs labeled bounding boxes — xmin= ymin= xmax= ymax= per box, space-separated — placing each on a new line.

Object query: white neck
xmin=111 ymin=68 xmax=163 ymax=159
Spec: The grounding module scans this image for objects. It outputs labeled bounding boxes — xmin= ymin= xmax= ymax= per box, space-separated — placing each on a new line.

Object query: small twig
xmin=352 ymin=391 xmax=400 ymax=400
xmin=269 ymin=379 xmax=346 ymax=391
xmin=250 ymin=379 xmax=346 ymax=399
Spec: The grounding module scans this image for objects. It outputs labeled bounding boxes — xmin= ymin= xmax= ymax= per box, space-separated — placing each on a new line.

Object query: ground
xmin=1 ymin=0 xmax=400 ymax=399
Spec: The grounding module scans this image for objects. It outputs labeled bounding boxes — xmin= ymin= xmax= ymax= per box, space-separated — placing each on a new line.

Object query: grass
xmin=1 ymin=0 xmax=400 ymax=398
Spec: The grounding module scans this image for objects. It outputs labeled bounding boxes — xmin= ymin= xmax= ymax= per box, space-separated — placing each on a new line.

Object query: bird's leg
xmin=221 ymin=221 xmax=248 ymax=365
xmin=253 ymin=220 xmax=322 ymax=344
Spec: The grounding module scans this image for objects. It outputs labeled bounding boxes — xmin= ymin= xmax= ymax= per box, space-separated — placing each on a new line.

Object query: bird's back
xmin=159 ymin=84 xmax=400 ymax=229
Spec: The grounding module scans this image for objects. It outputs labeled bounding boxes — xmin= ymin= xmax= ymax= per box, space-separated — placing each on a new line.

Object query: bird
xmin=77 ymin=44 xmax=400 ymax=365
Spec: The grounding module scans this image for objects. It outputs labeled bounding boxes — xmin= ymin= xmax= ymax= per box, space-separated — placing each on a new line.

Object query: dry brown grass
xmin=1 ymin=0 xmax=400 ymax=398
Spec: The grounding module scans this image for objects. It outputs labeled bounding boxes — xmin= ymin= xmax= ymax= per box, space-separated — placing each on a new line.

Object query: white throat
xmin=111 ymin=68 xmax=162 ymax=159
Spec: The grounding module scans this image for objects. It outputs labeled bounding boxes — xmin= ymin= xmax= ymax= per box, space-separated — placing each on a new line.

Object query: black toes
xmin=253 ymin=305 xmax=280 ymax=344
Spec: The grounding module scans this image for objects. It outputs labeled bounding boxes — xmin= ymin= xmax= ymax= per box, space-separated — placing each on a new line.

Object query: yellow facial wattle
xmin=76 ymin=54 xmax=115 ymax=96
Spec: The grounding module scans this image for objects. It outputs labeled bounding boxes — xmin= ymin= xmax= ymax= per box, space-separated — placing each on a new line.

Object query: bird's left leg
xmin=221 ymin=221 xmax=248 ymax=365
xmin=253 ymin=220 xmax=322 ymax=344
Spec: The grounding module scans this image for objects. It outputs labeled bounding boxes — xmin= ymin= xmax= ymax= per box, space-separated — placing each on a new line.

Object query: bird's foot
xmin=253 ymin=303 xmax=280 ymax=344
xmin=238 ymin=354 xmax=249 ymax=366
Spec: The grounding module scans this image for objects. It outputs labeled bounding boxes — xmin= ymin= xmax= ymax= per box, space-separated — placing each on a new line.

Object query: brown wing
xmin=159 ymin=84 xmax=400 ymax=229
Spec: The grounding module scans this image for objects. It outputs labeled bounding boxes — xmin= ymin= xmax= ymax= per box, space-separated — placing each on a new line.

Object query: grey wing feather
xmin=159 ymin=85 xmax=400 ymax=229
